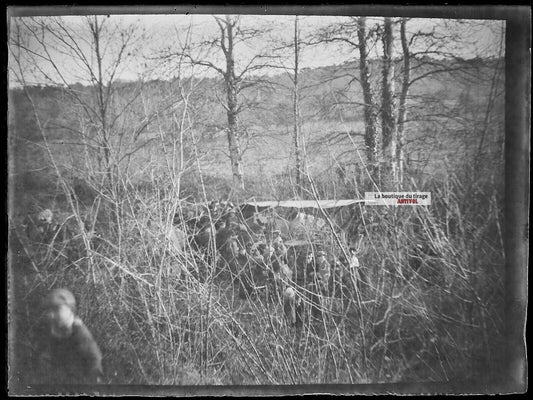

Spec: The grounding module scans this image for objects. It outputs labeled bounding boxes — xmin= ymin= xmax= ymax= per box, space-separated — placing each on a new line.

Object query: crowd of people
xmin=175 ymin=200 xmax=365 ymax=329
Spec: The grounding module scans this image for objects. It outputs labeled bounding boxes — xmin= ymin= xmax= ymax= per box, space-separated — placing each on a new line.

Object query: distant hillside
xmin=9 ymin=55 xmax=504 ymax=203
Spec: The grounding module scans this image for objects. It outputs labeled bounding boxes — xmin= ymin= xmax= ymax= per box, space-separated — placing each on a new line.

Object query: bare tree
xmin=394 ymin=19 xmax=505 ymax=178
xmin=397 ymin=18 xmax=410 ymax=185
xmin=8 ymin=16 xmax=152 ymax=194
xmin=357 ymin=17 xmax=379 ymax=169
xmin=165 ymin=15 xmax=278 ymax=195
xmin=292 ymin=16 xmax=304 ymax=194
xmin=380 ymin=17 xmax=397 ymax=186
xmin=309 ymin=17 xmax=381 ymax=180
xmin=218 ymin=16 xmax=245 ymax=192
xmin=309 ymin=17 xmax=504 ymax=186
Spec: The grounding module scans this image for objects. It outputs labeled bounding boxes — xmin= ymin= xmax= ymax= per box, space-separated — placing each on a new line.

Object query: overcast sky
xmin=8 ymin=14 xmax=505 ymax=86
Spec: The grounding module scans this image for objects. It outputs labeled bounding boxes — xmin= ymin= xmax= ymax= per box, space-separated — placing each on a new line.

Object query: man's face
xmin=47 ymin=304 xmax=75 ymax=339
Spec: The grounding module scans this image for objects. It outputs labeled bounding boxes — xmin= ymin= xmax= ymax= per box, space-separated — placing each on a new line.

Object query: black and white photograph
xmin=6 ymin=6 xmax=528 ymax=396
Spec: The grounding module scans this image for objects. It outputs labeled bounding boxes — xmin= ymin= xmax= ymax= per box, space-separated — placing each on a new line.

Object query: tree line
xmin=9 ymin=15 xmax=504 ymax=200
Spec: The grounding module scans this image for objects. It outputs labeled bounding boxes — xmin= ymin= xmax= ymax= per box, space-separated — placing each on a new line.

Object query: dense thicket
xmin=9 ymin=50 xmax=505 ymax=388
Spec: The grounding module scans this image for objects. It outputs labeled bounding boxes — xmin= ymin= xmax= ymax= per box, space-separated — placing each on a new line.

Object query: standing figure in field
xmin=216 ymin=222 xmax=242 ymax=273
xmin=37 ymin=288 xmax=103 ymax=384
xmin=220 ymin=201 xmax=237 ymax=224
xmin=271 ymin=231 xmax=289 ymax=273
xmin=286 ymin=246 xmax=314 ymax=288
xmin=208 ymin=200 xmax=220 ymax=217
xmin=283 ymin=286 xmax=304 ymax=331
xmin=306 ymin=250 xmax=331 ymax=319
xmin=330 ymin=248 xmax=358 ymax=299
xmin=328 ymin=255 xmax=344 ymax=298
xmin=312 ymin=250 xmax=331 ymax=294
xmin=349 ymin=247 xmax=360 ymax=269
xmin=304 ymin=251 xmax=315 ymax=285
xmin=348 ymin=246 xmax=369 ymax=290
xmin=236 ymin=239 xmax=271 ymax=300
xmin=260 ymin=242 xmax=275 ymax=266
xmin=231 ymin=220 xmax=255 ymax=250
xmin=268 ymin=231 xmax=292 ymax=302
xmin=258 ymin=241 xmax=280 ymax=302
xmin=271 ymin=230 xmax=287 ymax=254
xmin=248 ymin=242 xmax=270 ymax=287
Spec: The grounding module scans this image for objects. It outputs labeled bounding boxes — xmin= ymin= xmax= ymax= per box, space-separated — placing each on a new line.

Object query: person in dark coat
xmin=37 ymin=288 xmax=104 ymax=384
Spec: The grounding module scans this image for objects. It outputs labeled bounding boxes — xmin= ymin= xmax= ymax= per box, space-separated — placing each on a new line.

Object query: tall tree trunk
xmin=475 ymin=23 xmax=504 ymax=173
xmin=357 ymin=17 xmax=378 ymax=173
xmin=223 ymin=16 xmax=245 ymax=191
xmin=293 ymin=16 xmax=303 ymax=195
xmin=397 ymin=18 xmax=410 ymax=185
xmin=381 ymin=17 xmax=397 ymax=186
xmin=90 ymin=16 xmax=113 ymax=186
